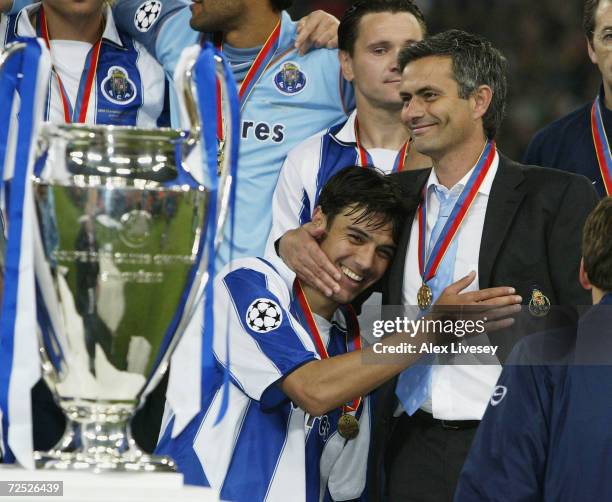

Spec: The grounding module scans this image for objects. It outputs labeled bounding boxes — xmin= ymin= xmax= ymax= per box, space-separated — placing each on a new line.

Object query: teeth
xmin=341 ymin=266 xmax=363 ymax=282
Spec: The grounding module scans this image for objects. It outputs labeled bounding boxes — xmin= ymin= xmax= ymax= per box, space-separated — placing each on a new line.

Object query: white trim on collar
xmin=331 ymin=109 xmax=358 ymax=144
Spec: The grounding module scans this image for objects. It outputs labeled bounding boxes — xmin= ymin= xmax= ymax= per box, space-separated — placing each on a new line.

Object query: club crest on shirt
xmin=273 ymin=61 xmax=307 ymax=95
xmin=246 ymin=298 xmax=283 ymax=333
xmin=101 ymin=66 xmax=137 ymax=105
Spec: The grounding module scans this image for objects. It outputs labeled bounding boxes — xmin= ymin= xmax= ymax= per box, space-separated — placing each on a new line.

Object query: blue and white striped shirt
xmin=157 ymin=256 xmax=370 ymax=502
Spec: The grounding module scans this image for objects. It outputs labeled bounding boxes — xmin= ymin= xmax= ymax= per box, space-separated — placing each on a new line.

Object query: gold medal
xmin=417 ymin=283 xmax=433 ymax=310
xmin=337 ymin=413 xmax=359 ymax=440
xmin=529 ymin=288 xmax=550 ymax=317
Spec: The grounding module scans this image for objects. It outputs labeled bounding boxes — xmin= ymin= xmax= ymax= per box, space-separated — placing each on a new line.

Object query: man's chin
xmin=189 ymin=17 xmax=205 ymax=31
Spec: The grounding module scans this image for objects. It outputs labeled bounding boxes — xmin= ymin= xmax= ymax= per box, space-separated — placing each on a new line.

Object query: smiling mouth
xmin=341 ymin=265 xmax=363 ymax=283
xmin=410 ymin=123 xmax=436 ymax=134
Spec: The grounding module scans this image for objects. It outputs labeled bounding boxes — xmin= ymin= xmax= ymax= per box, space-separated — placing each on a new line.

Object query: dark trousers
xmin=385 ymin=411 xmax=478 ymax=502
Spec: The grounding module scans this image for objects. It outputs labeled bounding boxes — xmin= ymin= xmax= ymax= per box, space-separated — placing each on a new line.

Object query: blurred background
xmin=288 ymin=0 xmax=600 ymax=160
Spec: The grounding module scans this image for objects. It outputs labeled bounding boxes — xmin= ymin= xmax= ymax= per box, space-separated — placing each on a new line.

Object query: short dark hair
xmin=584 ymin=0 xmax=600 ymax=43
xmin=398 ymin=29 xmax=508 ymax=140
xmin=317 ymin=166 xmax=410 ymax=245
xmin=582 ymin=197 xmax=612 ymax=292
xmin=270 ymin=0 xmax=292 ymax=11
xmin=338 ymin=0 xmax=427 ymax=55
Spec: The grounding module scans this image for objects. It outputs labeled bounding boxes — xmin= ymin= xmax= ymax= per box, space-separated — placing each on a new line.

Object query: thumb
xmin=445 ymin=270 xmax=477 ymax=295
xmin=303 ymin=221 xmax=326 ymax=239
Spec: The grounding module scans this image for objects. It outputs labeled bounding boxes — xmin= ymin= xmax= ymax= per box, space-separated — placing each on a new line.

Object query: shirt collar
xmin=15 ymin=3 xmax=124 ymax=48
xmin=425 ymin=147 xmax=499 ymax=198
xmin=332 ymin=110 xmax=358 ymax=144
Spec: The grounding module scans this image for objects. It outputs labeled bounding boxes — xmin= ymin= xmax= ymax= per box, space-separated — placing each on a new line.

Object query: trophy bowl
xmin=31 ymin=123 xmax=219 ymax=472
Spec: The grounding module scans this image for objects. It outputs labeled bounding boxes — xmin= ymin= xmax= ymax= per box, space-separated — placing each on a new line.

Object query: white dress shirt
xmin=401 ymin=152 xmax=502 ymax=420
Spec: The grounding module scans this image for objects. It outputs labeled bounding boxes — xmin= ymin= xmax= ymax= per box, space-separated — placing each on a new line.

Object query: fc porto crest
xmin=274 ymin=61 xmax=307 ymax=95
xmin=528 ymin=287 xmax=551 ymax=317
xmin=101 ymin=66 xmax=137 ymax=105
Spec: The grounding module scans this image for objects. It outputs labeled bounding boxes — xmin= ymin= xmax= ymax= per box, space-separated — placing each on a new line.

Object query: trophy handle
xmin=183 ymin=54 xmax=233 ymax=248
xmin=0 ymin=41 xmax=27 ymax=69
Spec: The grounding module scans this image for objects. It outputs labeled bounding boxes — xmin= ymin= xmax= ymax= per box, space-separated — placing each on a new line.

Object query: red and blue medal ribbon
xmin=212 ymin=18 xmax=281 ymax=138
xmin=38 ymin=7 xmax=102 ymax=124
xmin=292 ymin=279 xmax=362 ymax=413
xmin=418 ymin=140 xmax=496 ymax=284
xmin=590 ymin=94 xmax=612 ymax=195
xmin=354 ymin=117 xmax=410 ymax=173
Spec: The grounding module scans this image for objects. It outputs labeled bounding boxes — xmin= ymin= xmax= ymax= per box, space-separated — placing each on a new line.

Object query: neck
xmin=431 ymin=134 xmax=489 ymax=189
xmin=224 ymin=7 xmax=280 ymax=49
xmin=39 ymin=3 xmax=103 ymax=44
xmin=302 ymin=284 xmax=338 ymax=322
xmin=604 ymin=81 xmax=612 ymax=110
xmin=355 ymin=99 xmax=409 ymax=150
xmin=592 ymin=287 xmax=608 ymax=304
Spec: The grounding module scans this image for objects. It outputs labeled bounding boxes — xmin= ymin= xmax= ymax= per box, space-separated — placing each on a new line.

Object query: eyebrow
xmin=347 ymin=225 xmax=397 ymax=252
xmin=399 ymin=85 xmax=441 ymax=99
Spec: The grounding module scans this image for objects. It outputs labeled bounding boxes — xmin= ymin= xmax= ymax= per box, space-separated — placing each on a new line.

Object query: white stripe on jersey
xmin=264 ymin=405 xmax=307 ymax=502
xmin=193 ymin=383 xmax=250 ymax=491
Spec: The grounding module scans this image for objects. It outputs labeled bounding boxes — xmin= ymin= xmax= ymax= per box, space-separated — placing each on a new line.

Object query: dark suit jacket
xmin=368 ymin=154 xmax=600 ymax=500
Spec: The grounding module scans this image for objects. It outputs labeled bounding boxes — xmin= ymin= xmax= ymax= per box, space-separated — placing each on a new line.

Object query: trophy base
xmin=33 ymin=449 xmax=176 ymax=473
xmin=33 ymin=412 xmax=176 ymax=473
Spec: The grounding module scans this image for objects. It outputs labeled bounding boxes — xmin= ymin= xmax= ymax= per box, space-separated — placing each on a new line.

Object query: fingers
xmin=294 ymin=242 xmax=341 ymax=296
xmin=295 ymin=10 xmax=339 ymax=55
xmin=294 ymin=19 xmax=313 ymax=55
xmin=279 ymin=226 xmax=341 ymax=296
xmin=303 ymin=221 xmax=326 ymax=239
xmin=295 ymin=13 xmax=322 ymax=55
xmin=479 ymin=303 xmax=522 ymax=321
xmin=463 ymin=286 xmax=520 ymax=304
xmin=443 ymin=271 xmax=477 ymax=295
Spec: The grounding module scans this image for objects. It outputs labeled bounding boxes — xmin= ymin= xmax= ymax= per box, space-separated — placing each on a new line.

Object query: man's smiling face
xmin=316 ymin=204 xmax=396 ymax=305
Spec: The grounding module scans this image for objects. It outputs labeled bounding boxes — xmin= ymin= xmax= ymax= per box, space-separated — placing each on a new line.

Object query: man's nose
xmin=354 ymin=244 xmax=376 ymax=271
xmin=401 ymin=97 xmax=424 ymax=125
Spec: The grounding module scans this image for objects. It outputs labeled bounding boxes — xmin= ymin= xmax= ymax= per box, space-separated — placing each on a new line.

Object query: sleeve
xmin=264 ymin=146 xmax=314 ymax=257
xmin=213 ymin=265 xmax=318 ymax=410
xmin=454 ymin=363 xmax=554 ymax=501
xmin=548 ymin=175 xmax=599 ymax=306
xmin=112 ymin=0 xmax=199 ymax=80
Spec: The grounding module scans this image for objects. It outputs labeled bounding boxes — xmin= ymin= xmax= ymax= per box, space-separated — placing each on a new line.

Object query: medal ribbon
xmin=590 ymin=94 xmax=612 ymax=195
xmin=354 ymin=117 xmax=410 ymax=173
xmin=293 ymin=279 xmax=362 ymax=413
xmin=418 ymin=140 xmax=496 ymax=283
xmin=38 ymin=7 xmax=102 ymax=124
xmin=211 ymin=18 xmax=282 ymax=143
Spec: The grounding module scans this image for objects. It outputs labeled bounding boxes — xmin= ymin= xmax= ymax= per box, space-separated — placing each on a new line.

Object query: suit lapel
xmin=478 ymin=155 xmax=527 ymax=288
xmin=386 ymin=169 xmax=430 ymax=304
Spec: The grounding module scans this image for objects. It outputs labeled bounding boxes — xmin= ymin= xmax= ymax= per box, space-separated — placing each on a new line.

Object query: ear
xmin=579 ymin=257 xmax=593 ymax=291
xmin=587 ymin=36 xmax=598 ymax=64
xmin=339 ymin=50 xmax=355 ymax=82
xmin=311 ymin=206 xmax=327 ymax=229
xmin=471 ymin=85 xmax=493 ymax=122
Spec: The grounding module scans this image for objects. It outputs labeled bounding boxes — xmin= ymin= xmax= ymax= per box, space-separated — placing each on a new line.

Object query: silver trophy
xmin=0 ymin=44 xmax=234 ymax=471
